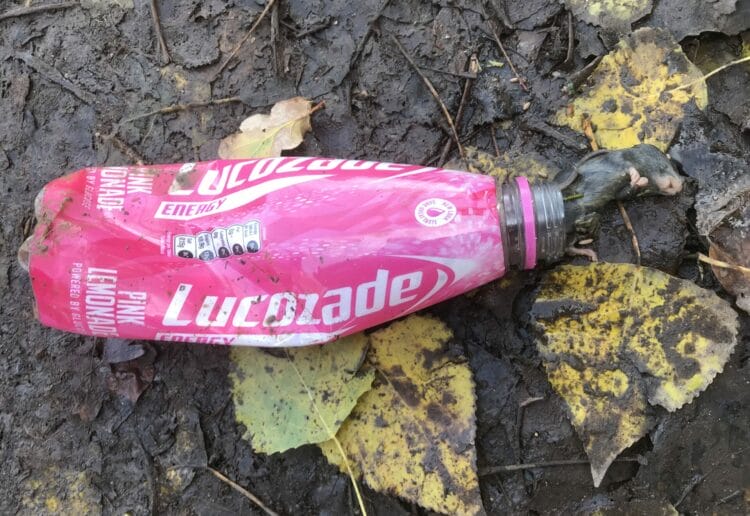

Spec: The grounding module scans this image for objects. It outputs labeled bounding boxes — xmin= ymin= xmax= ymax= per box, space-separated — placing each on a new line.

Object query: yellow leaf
xmin=22 ymin=468 xmax=101 ymax=515
xmin=319 ymin=315 xmax=483 ymax=515
xmin=553 ymin=28 xmax=708 ymax=151
xmin=446 ymin=146 xmax=559 ymax=184
xmin=230 ymin=334 xmax=374 ymax=454
xmin=218 ymin=97 xmax=313 ymax=159
xmin=563 ymin=0 xmax=652 ymax=31
xmin=532 ymin=263 xmax=738 ymax=487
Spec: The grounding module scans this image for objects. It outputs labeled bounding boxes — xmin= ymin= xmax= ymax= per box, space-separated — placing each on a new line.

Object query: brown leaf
xmin=218 ymin=97 xmax=314 ymax=159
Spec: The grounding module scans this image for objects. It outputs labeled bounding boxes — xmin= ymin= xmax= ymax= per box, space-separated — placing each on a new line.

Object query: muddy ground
xmin=1 ymin=0 xmax=749 ymax=514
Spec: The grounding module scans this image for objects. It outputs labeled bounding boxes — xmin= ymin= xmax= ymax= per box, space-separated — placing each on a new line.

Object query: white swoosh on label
xmin=156 ymin=174 xmax=332 ymax=220
xmin=394 ymin=255 xmax=478 ymax=313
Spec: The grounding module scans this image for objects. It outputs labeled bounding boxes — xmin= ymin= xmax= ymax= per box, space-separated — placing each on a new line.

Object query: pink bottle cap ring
xmin=514 ymin=176 xmax=537 ymax=269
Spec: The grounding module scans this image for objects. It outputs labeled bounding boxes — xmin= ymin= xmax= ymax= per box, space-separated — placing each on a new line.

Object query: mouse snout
xmin=655 ymin=174 xmax=683 ymax=195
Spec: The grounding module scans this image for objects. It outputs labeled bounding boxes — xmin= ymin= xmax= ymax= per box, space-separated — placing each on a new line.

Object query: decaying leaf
xmin=710 ymin=202 xmax=750 ymax=314
xmin=649 ymin=0 xmax=750 ymax=41
xmin=553 ymin=28 xmax=708 ymax=151
xmin=563 ymin=0 xmax=652 ymax=32
xmin=230 ymin=334 xmax=374 ymax=454
xmin=532 ymin=263 xmax=738 ymax=486
xmin=446 ymin=146 xmax=560 ymax=184
xmin=21 ymin=468 xmax=102 ymax=514
xmin=669 ymin=116 xmax=750 ymax=313
xmin=218 ymin=97 xmax=314 ymax=159
xmin=319 ymin=315 xmax=483 ymax=515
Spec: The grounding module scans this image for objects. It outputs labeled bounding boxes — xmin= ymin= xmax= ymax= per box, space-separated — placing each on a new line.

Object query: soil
xmin=1 ymin=0 xmax=749 ymax=514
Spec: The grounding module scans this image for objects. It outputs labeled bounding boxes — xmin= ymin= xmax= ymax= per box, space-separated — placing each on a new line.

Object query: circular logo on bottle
xmin=414 ymin=198 xmax=457 ymax=227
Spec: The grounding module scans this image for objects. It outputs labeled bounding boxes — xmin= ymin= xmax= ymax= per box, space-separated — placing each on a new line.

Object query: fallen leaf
xmin=553 ymin=28 xmax=708 ymax=151
xmin=319 ymin=315 xmax=483 ymax=515
xmin=649 ymin=0 xmax=750 ymax=41
xmin=669 ymin=115 xmax=750 ymax=314
xmin=531 ymin=263 xmax=738 ymax=486
xmin=709 ymin=204 xmax=750 ymax=314
xmin=218 ymin=97 xmax=314 ymax=159
xmin=446 ymin=146 xmax=560 ymax=184
xmin=106 ymin=344 xmax=156 ymax=403
xmin=230 ymin=334 xmax=374 ymax=454
xmin=563 ymin=0 xmax=652 ymax=32
xmin=22 ymin=469 xmax=102 ymax=514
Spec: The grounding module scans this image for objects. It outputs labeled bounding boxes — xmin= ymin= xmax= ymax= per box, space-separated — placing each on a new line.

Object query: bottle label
xmin=26 ymin=158 xmax=504 ymax=346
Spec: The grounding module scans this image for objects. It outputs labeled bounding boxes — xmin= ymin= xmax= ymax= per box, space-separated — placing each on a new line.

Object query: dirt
xmin=0 ymin=0 xmax=749 ymax=514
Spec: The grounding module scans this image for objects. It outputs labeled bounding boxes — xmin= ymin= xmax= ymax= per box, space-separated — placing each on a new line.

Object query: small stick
xmin=96 ymin=132 xmax=146 ymax=165
xmin=520 ymin=119 xmax=588 ymax=150
xmin=716 ymin=490 xmax=741 ymax=505
xmin=438 ymin=54 xmax=479 ymax=166
xmin=420 ymin=65 xmax=478 ymax=80
xmin=698 ymin=252 xmax=750 ymax=275
xmin=490 ymin=123 xmax=501 ymax=157
xmin=0 ymin=1 xmax=77 ymax=22
xmin=270 ymin=0 xmax=280 ymax=75
xmin=213 ymin=0 xmax=279 ymax=80
xmin=149 ymin=0 xmax=171 ymax=64
xmin=665 ymin=55 xmax=750 ymax=95
xmin=390 ymin=34 xmax=464 ymax=158
xmin=207 ymin=467 xmax=279 ymax=516
xmin=120 ymin=96 xmax=242 ymax=124
xmin=488 ymin=24 xmax=529 ymax=91
xmin=566 ymin=55 xmax=603 ymax=93
xmin=673 ymin=473 xmax=706 ymax=508
xmin=16 ymin=51 xmax=97 ymax=105
xmin=564 ymin=11 xmax=575 ymax=67
xmin=479 ymin=456 xmax=641 ymax=476
xmin=617 ymin=201 xmax=641 ymax=265
xmin=581 ymin=115 xmax=599 ymax=151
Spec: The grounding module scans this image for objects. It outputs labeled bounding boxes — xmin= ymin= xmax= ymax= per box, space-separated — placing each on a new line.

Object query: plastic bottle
xmin=20 ymin=157 xmax=565 ymax=346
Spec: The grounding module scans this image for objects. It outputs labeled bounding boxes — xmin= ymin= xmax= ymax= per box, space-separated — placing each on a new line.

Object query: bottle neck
xmin=498 ymin=177 xmax=565 ymax=270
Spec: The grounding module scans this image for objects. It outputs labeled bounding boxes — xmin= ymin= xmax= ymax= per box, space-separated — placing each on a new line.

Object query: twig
xmin=0 ymin=1 xmax=77 ymax=22
xmin=487 ymin=24 xmax=529 ymax=91
xmin=698 ymin=252 xmax=750 ymax=275
xmin=212 ymin=0 xmax=279 ymax=80
xmin=390 ymin=34 xmax=464 ymax=158
xmin=149 ymin=0 xmax=171 ymax=64
xmin=566 ymin=55 xmax=603 ymax=93
xmin=96 ymin=132 xmax=146 ymax=165
xmin=673 ymin=473 xmax=706 ymax=508
xmin=520 ymin=119 xmax=588 ymax=150
xmin=120 ymin=96 xmax=242 ymax=125
xmin=420 ymin=65 xmax=478 ymax=80
xmin=666 ymin=55 xmax=750 ymax=95
xmin=564 ymin=11 xmax=574 ymax=67
xmin=716 ymin=490 xmax=741 ymax=505
xmin=207 ymin=467 xmax=279 ymax=516
xmin=439 ymin=54 xmax=479 ymax=166
xmin=490 ymin=123 xmax=501 ymax=158
xmin=581 ymin=115 xmax=599 ymax=151
xmin=344 ymin=0 xmax=391 ymax=83
xmin=270 ymin=0 xmax=280 ymax=75
xmin=479 ymin=456 xmax=641 ymax=476
xmin=15 ymin=51 xmax=97 ymax=105
xmin=617 ymin=201 xmax=641 ymax=265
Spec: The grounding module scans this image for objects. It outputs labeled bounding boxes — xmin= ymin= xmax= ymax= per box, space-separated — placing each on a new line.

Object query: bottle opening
xmin=498 ymin=177 xmax=565 ymax=270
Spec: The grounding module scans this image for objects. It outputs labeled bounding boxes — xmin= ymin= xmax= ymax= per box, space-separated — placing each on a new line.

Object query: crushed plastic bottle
xmin=20 ymin=157 xmax=565 ymax=346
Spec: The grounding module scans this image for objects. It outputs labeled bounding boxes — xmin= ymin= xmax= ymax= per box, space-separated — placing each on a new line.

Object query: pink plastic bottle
xmin=20 ymin=157 xmax=565 ymax=346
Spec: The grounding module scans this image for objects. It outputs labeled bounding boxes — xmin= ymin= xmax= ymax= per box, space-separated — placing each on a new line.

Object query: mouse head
xmin=626 ymin=144 xmax=684 ymax=196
